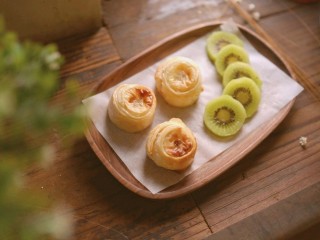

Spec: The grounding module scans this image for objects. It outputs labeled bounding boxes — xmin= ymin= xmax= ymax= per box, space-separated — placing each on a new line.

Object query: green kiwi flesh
xmin=223 ymin=77 xmax=261 ymax=118
xmin=206 ymin=31 xmax=244 ymax=62
xmin=204 ymin=95 xmax=247 ymax=137
xmin=215 ymin=44 xmax=250 ymax=76
xmin=223 ymin=62 xmax=262 ymax=88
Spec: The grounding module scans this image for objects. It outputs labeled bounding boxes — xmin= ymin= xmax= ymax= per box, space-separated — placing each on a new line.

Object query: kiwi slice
xmin=223 ymin=62 xmax=262 ymax=88
xmin=204 ymin=95 xmax=247 ymax=137
xmin=206 ymin=31 xmax=244 ymax=62
xmin=223 ymin=77 xmax=261 ymax=118
xmin=215 ymin=44 xmax=249 ymax=76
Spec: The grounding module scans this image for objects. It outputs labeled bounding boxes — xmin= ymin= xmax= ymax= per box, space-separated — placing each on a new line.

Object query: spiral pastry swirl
xmin=108 ymin=84 xmax=156 ymax=133
xmin=146 ymin=118 xmax=197 ymax=170
xmin=155 ymin=56 xmax=203 ymax=107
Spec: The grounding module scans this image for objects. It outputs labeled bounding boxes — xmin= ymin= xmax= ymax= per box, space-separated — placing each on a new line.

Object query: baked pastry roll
xmin=155 ymin=56 xmax=203 ymax=107
xmin=108 ymin=84 xmax=156 ymax=133
xmin=146 ymin=118 xmax=197 ymax=170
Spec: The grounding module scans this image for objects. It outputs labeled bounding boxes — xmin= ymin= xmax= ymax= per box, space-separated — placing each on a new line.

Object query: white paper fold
xmin=83 ymin=24 xmax=303 ymax=194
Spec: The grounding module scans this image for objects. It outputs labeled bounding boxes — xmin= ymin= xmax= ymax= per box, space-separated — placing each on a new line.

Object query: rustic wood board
xmin=57 ymin=27 xmax=121 ymax=85
xmin=204 ymin=181 xmax=320 ymax=239
xmin=25 ymin=1 xmax=320 ymax=239
xmin=84 ymin=21 xmax=297 ymax=199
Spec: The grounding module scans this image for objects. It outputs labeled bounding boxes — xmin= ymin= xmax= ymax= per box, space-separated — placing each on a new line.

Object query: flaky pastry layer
xmin=108 ymin=84 xmax=156 ymax=132
xmin=155 ymin=56 xmax=203 ymax=107
xmin=146 ymin=118 xmax=197 ymax=170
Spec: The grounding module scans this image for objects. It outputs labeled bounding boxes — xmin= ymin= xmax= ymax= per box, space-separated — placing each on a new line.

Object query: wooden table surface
xmin=28 ymin=0 xmax=320 ymax=239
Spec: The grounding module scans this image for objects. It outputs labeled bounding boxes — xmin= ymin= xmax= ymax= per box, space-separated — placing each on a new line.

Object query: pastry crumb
xmin=248 ymin=3 xmax=256 ymax=11
xmin=252 ymin=11 xmax=261 ymax=20
xmin=299 ymin=136 xmax=307 ymax=148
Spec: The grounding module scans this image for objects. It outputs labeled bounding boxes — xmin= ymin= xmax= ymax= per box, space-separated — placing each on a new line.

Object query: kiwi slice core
xmin=224 ymin=54 xmax=243 ymax=69
xmin=232 ymin=87 xmax=252 ymax=107
xmin=214 ymin=106 xmax=236 ymax=126
xmin=216 ymin=39 xmax=231 ymax=52
xmin=234 ymin=71 xmax=249 ymax=79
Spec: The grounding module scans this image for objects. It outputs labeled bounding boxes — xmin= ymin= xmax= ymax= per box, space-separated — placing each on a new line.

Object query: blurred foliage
xmin=0 ymin=18 xmax=85 ymax=239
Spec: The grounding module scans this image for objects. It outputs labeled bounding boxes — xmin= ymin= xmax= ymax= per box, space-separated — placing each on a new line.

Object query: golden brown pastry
xmin=155 ymin=56 xmax=203 ymax=107
xmin=108 ymin=84 xmax=156 ymax=133
xmin=146 ymin=118 xmax=197 ymax=170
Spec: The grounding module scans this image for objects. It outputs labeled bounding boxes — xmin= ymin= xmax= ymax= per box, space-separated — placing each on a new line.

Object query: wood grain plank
xmin=131 ymin=211 xmax=211 ymax=239
xmin=102 ymin=0 xmax=244 ymax=60
xmin=288 ymin=220 xmax=320 ymax=240
xmin=27 ymin=133 xmax=211 ymax=239
xmin=205 ymin=158 xmax=320 ymax=232
xmin=259 ymin=3 xmax=320 ymax=79
xmin=238 ymin=0 xmax=298 ymax=17
xmin=204 ymin=182 xmax=320 ymax=240
xmin=57 ymin=27 xmax=122 ymax=84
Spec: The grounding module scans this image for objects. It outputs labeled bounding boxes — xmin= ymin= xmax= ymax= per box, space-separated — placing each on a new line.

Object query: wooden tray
xmin=84 ymin=21 xmax=295 ymax=199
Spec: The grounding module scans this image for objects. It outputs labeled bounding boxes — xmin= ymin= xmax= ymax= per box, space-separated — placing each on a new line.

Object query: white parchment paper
xmin=83 ymin=24 xmax=304 ymax=194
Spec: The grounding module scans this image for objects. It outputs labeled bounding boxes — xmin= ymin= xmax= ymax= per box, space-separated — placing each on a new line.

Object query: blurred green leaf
xmin=0 ymin=16 xmax=85 ymax=240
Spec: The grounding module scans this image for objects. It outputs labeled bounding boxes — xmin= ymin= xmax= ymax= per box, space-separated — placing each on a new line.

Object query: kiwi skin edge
xmin=206 ymin=31 xmax=244 ymax=62
xmin=223 ymin=62 xmax=262 ymax=88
